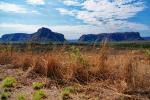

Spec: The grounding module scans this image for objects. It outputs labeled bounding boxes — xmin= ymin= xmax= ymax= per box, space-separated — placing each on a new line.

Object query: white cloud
xmin=61 ymin=0 xmax=81 ymax=6
xmin=0 ymin=23 xmax=149 ymax=39
xmin=0 ymin=2 xmax=39 ymax=14
xmin=57 ymin=0 xmax=148 ymax=32
xmin=26 ymin=0 xmax=45 ymax=5
xmin=56 ymin=8 xmax=75 ymax=15
xmin=0 ymin=2 xmax=28 ymax=13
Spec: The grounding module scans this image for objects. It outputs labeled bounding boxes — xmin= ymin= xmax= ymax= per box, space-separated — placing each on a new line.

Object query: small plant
xmin=33 ymin=90 xmax=46 ymax=100
xmin=144 ymin=49 xmax=150 ymax=57
xmin=2 ymin=77 xmax=16 ymax=88
xmin=61 ymin=86 xmax=75 ymax=100
xmin=16 ymin=94 xmax=26 ymax=100
xmin=0 ymin=92 xmax=10 ymax=100
xmin=32 ymin=82 xmax=44 ymax=90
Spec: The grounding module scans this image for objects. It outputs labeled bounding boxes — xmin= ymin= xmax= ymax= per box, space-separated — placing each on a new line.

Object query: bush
xmin=33 ymin=90 xmax=46 ymax=100
xmin=68 ymin=46 xmax=90 ymax=83
xmin=32 ymin=82 xmax=44 ymax=90
xmin=144 ymin=49 xmax=150 ymax=57
xmin=2 ymin=77 xmax=16 ymax=88
xmin=16 ymin=94 xmax=26 ymax=100
xmin=0 ymin=92 xmax=10 ymax=100
xmin=61 ymin=86 xmax=74 ymax=100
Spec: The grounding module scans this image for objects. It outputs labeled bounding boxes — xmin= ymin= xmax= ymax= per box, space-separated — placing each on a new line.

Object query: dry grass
xmin=0 ymin=43 xmax=149 ymax=96
xmin=0 ymin=51 xmax=13 ymax=65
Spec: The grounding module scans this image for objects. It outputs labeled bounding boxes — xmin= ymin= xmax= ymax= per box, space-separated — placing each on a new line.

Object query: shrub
xmin=33 ymin=90 xmax=46 ymax=100
xmin=32 ymin=82 xmax=44 ymax=90
xmin=0 ymin=92 xmax=10 ymax=100
xmin=16 ymin=94 xmax=26 ymax=100
xmin=2 ymin=77 xmax=16 ymax=88
xmin=68 ymin=46 xmax=90 ymax=83
xmin=61 ymin=86 xmax=74 ymax=100
xmin=144 ymin=49 xmax=150 ymax=58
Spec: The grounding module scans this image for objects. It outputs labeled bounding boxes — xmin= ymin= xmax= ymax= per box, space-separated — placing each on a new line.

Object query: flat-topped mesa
xmin=78 ymin=32 xmax=144 ymax=42
xmin=0 ymin=27 xmax=66 ymax=43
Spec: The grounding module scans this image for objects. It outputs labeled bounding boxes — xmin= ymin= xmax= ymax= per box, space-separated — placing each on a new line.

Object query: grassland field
xmin=0 ymin=41 xmax=150 ymax=100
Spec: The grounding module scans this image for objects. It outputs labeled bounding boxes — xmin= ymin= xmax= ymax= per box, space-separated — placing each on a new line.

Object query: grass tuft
xmin=0 ymin=92 xmax=10 ymax=100
xmin=32 ymin=82 xmax=44 ymax=90
xmin=16 ymin=94 xmax=26 ymax=100
xmin=2 ymin=77 xmax=16 ymax=88
xmin=33 ymin=90 xmax=46 ymax=100
xmin=61 ymin=86 xmax=75 ymax=100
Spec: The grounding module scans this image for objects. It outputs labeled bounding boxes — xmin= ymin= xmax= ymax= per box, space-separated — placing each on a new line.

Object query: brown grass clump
xmin=123 ymin=53 xmax=136 ymax=90
xmin=90 ymin=40 xmax=111 ymax=80
xmin=0 ymin=52 xmax=13 ymax=65
xmin=31 ymin=55 xmax=64 ymax=82
xmin=22 ymin=55 xmax=36 ymax=71
xmin=69 ymin=63 xmax=89 ymax=84
xmin=32 ymin=57 xmax=47 ymax=75
xmin=46 ymin=55 xmax=63 ymax=81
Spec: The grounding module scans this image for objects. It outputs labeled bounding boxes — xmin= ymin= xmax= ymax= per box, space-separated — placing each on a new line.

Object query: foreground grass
xmin=0 ymin=42 xmax=149 ymax=99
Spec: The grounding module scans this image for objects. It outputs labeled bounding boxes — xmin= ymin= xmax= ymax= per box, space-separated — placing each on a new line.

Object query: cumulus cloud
xmin=61 ymin=0 xmax=81 ymax=6
xmin=57 ymin=0 xmax=148 ymax=32
xmin=56 ymin=8 xmax=76 ymax=15
xmin=26 ymin=0 xmax=45 ymax=5
xmin=0 ymin=2 xmax=39 ymax=14
xmin=0 ymin=2 xmax=28 ymax=13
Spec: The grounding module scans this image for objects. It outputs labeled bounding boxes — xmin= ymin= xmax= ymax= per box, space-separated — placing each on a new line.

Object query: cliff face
xmin=79 ymin=32 xmax=143 ymax=42
xmin=1 ymin=33 xmax=30 ymax=42
xmin=0 ymin=27 xmax=66 ymax=42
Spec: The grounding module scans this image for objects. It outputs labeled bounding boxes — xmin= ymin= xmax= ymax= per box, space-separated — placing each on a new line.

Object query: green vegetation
xmin=32 ymin=82 xmax=44 ymax=90
xmin=144 ymin=49 xmax=150 ymax=57
xmin=69 ymin=46 xmax=89 ymax=68
xmin=16 ymin=94 xmax=26 ymax=100
xmin=2 ymin=77 xmax=16 ymax=88
xmin=0 ymin=92 xmax=10 ymax=100
xmin=33 ymin=90 xmax=46 ymax=100
xmin=61 ymin=86 xmax=75 ymax=100
xmin=0 ymin=41 xmax=149 ymax=54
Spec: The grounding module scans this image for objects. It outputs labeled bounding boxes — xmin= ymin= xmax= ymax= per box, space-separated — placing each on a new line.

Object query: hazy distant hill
xmin=0 ymin=33 xmax=30 ymax=42
xmin=0 ymin=27 xmax=66 ymax=43
xmin=0 ymin=28 xmax=149 ymax=43
xmin=79 ymin=32 xmax=144 ymax=42
xmin=143 ymin=37 xmax=150 ymax=40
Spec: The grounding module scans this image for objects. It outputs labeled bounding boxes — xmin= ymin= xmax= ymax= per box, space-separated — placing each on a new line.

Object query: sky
xmin=0 ymin=0 xmax=150 ymax=39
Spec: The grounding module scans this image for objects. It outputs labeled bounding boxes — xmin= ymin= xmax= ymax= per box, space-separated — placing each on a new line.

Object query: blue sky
xmin=0 ymin=0 xmax=150 ymax=39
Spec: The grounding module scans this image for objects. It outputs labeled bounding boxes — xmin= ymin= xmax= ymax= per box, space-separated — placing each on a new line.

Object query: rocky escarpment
xmin=0 ymin=27 xmax=66 ymax=43
xmin=79 ymin=32 xmax=143 ymax=42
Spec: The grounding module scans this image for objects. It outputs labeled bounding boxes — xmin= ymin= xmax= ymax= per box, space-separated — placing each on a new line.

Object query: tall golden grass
xmin=0 ymin=43 xmax=149 ymax=93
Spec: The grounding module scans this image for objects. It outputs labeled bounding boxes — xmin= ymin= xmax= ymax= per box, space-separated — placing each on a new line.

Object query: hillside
xmin=79 ymin=32 xmax=144 ymax=42
xmin=0 ymin=27 xmax=66 ymax=43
